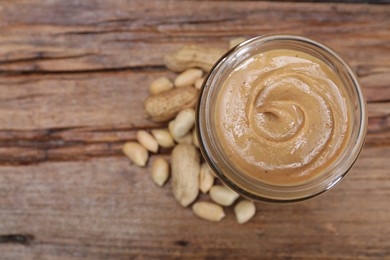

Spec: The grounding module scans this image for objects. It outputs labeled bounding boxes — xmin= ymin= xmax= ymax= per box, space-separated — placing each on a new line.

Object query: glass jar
xmin=196 ymin=35 xmax=367 ymax=203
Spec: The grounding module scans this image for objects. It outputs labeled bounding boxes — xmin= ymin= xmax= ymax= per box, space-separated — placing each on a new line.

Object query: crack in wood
xmin=0 ymin=234 xmax=34 ymax=246
xmin=0 ymin=65 xmax=166 ymax=76
xmin=96 ymin=18 xmax=138 ymax=25
xmin=0 ymin=93 xmax=53 ymax=102
xmin=174 ymin=240 xmax=190 ymax=247
xmin=369 ymin=99 xmax=390 ymax=104
xmin=59 ymin=29 xmax=138 ymax=36
xmin=0 ymin=54 xmax=93 ymax=66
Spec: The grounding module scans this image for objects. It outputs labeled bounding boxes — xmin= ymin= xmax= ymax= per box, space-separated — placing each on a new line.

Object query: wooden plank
xmin=0 ymin=71 xmax=387 ymax=130
xmin=0 ymin=71 xmax=387 ymax=164
xmin=0 ymin=0 xmax=389 ymax=105
xmin=0 ymin=146 xmax=389 ymax=259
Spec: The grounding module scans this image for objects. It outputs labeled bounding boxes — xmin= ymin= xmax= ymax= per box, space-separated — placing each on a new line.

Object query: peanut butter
xmin=215 ymin=49 xmax=351 ymax=185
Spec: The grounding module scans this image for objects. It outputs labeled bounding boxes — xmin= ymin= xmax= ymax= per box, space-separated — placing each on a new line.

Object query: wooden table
xmin=0 ymin=1 xmax=389 ymax=259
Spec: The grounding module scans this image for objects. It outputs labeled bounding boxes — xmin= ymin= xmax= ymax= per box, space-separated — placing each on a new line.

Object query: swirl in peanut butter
xmin=215 ymin=49 xmax=351 ymax=185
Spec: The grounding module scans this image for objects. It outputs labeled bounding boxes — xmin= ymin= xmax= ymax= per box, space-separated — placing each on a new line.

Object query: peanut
xmin=171 ymin=144 xmax=200 ymax=207
xmin=122 ymin=142 xmax=148 ymax=167
xmin=192 ymin=202 xmax=225 ymax=222
xmin=199 ymin=163 xmax=215 ymax=194
xmin=136 ymin=130 xmax=158 ymax=153
xmin=149 ymin=77 xmax=173 ymax=95
xmin=169 ymin=119 xmax=192 ymax=144
xmin=151 ymin=129 xmax=175 ymax=148
xmin=164 ymin=45 xmax=226 ymax=72
xmin=152 ymin=157 xmax=170 ymax=187
xmin=234 ymin=200 xmax=256 ymax=224
xmin=173 ymin=131 xmax=193 ymax=145
xmin=229 ymin=37 xmax=247 ymax=49
xmin=192 ymin=128 xmax=200 ymax=148
xmin=174 ymin=69 xmax=203 ymax=88
xmin=209 ymin=185 xmax=239 ymax=206
xmin=194 ymin=77 xmax=205 ymax=90
xmin=144 ymin=87 xmax=198 ymax=122
xmin=171 ymin=108 xmax=195 ymax=138
xmin=168 ymin=120 xmax=175 ymax=137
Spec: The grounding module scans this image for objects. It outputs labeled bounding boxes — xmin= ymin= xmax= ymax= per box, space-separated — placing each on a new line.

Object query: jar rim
xmin=196 ymin=34 xmax=367 ymax=203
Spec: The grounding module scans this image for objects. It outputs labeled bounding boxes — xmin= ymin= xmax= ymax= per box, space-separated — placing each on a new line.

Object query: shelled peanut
xmin=123 ymin=40 xmax=257 ymax=224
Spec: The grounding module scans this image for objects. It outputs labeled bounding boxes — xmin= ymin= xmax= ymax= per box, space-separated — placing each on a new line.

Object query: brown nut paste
xmin=215 ymin=49 xmax=351 ymax=185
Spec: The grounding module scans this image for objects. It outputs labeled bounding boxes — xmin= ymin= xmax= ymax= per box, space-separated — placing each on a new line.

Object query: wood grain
xmin=0 ymin=147 xmax=389 ymax=259
xmin=0 ymin=0 xmax=389 ymax=259
xmin=1 ymin=1 xmax=390 ymax=87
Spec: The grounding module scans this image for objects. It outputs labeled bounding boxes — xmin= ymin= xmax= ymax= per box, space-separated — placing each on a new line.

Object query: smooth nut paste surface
xmin=215 ymin=49 xmax=351 ymax=185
